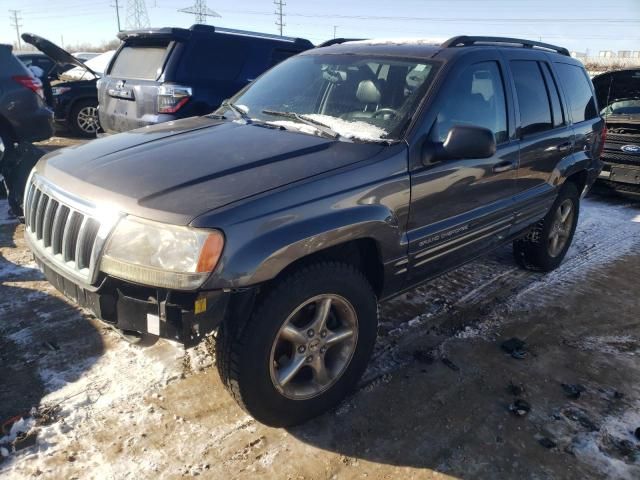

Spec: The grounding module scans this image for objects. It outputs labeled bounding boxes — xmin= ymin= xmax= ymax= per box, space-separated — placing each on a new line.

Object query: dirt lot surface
xmin=1 ymin=137 xmax=639 ymax=479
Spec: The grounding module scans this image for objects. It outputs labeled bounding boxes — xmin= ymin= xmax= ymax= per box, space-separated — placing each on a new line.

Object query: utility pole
xmin=126 ymin=0 xmax=150 ymax=29
xmin=112 ymin=0 xmax=122 ymax=31
xmin=178 ymin=0 xmax=220 ymax=24
xmin=274 ymin=0 xmax=285 ymax=36
xmin=9 ymin=10 xmax=22 ymax=50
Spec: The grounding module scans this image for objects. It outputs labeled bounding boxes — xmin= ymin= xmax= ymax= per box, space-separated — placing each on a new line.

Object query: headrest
xmin=356 ymin=80 xmax=381 ymax=104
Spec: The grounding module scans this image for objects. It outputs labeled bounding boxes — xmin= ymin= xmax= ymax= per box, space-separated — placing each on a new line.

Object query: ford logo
xmin=621 ymin=144 xmax=640 ymax=154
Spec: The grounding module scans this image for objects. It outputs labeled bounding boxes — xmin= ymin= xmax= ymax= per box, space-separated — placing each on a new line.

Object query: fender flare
xmin=206 ymin=204 xmax=402 ymax=289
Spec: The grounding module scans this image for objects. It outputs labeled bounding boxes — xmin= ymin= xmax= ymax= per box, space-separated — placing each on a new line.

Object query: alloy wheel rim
xmin=548 ymin=199 xmax=574 ymax=257
xmin=269 ymin=294 xmax=359 ymax=400
xmin=77 ymin=106 xmax=99 ymax=133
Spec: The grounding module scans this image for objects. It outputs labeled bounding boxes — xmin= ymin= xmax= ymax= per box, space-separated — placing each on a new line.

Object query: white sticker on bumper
xmin=147 ymin=313 xmax=160 ymax=336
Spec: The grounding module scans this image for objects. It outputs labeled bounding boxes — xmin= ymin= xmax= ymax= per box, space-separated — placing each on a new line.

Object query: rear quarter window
xmin=176 ymin=36 xmax=248 ymax=83
xmin=554 ymin=63 xmax=597 ymax=123
xmin=109 ymin=43 xmax=169 ymax=80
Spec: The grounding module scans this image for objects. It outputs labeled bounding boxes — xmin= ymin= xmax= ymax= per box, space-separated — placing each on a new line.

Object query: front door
xmin=407 ymin=59 xmax=518 ymax=284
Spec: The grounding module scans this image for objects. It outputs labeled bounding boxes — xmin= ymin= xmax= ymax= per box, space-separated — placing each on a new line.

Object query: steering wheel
xmin=372 ymin=108 xmax=398 ymax=118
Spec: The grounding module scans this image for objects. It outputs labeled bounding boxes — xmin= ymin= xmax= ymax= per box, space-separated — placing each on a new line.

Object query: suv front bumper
xmin=32 ymin=249 xmax=256 ymax=347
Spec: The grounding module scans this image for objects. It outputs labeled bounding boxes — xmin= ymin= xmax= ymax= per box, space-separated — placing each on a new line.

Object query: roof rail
xmin=441 ymin=36 xmax=570 ymax=57
xmin=316 ymin=38 xmax=365 ymax=48
xmin=198 ymin=25 xmax=313 ymax=47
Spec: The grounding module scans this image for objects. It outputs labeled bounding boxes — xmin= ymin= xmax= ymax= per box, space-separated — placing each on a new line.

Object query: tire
xmin=69 ymin=99 xmax=100 ymax=138
xmin=216 ymin=262 xmax=378 ymax=427
xmin=513 ymin=182 xmax=580 ymax=272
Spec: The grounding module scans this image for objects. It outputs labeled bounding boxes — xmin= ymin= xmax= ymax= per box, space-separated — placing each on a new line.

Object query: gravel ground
xmin=0 ymin=136 xmax=639 ymax=479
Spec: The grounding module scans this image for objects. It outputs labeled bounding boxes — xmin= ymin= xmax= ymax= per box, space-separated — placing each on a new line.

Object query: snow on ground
xmin=0 ymin=195 xmax=639 ymax=478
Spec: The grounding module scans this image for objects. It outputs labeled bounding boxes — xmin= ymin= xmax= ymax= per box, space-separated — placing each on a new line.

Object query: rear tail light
xmin=13 ymin=75 xmax=44 ymax=99
xmin=598 ymin=125 xmax=607 ymax=158
xmin=157 ymin=84 xmax=192 ymax=114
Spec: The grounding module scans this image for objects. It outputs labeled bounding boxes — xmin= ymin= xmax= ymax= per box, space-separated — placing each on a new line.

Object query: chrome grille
xmin=24 ymin=174 xmax=114 ymax=285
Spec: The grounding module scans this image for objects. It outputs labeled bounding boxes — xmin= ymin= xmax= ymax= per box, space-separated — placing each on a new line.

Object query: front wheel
xmin=513 ymin=182 xmax=580 ymax=272
xmin=216 ymin=262 xmax=378 ymax=427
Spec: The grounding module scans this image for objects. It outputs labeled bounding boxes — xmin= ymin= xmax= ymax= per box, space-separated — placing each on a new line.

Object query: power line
xmin=126 ymin=0 xmax=150 ymax=29
xmin=9 ymin=10 xmax=22 ymax=50
xmin=274 ymin=0 xmax=285 ymax=36
xmin=178 ymin=0 xmax=220 ymax=24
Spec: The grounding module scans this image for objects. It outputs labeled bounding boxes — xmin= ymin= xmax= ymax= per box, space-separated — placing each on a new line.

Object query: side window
xmin=510 ymin=60 xmax=553 ymax=136
xmin=554 ymin=63 xmax=597 ymax=123
xmin=178 ymin=37 xmax=248 ymax=83
xmin=541 ymin=63 xmax=565 ymax=128
xmin=432 ymin=61 xmax=508 ymax=144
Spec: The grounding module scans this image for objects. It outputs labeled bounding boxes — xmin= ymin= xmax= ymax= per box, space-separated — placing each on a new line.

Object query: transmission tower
xmin=179 ymin=0 xmax=220 ymax=24
xmin=274 ymin=0 xmax=285 ymax=36
xmin=126 ymin=0 xmax=150 ymax=29
xmin=9 ymin=10 xmax=22 ymax=50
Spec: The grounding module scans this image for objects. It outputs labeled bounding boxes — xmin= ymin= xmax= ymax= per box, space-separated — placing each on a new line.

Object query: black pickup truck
xmin=24 ymin=36 xmax=604 ymax=426
xmin=593 ymin=69 xmax=640 ymax=196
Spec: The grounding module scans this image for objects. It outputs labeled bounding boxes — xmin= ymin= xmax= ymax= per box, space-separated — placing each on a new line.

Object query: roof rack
xmin=441 ymin=36 xmax=570 ymax=57
xmin=316 ymin=38 xmax=365 ymax=48
xmin=119 ymin=25 xmax=313 ymax=48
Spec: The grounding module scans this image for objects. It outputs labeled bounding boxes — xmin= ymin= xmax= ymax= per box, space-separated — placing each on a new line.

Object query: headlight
xmin=100 ymin=216 xmax=224 ymax=290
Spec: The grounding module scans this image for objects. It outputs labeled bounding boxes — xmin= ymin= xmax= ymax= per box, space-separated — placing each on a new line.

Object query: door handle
xmin=492 ymin=160 xmax=515 ymax=173
xmin=557 ymin=142 xmax=573 ymax=152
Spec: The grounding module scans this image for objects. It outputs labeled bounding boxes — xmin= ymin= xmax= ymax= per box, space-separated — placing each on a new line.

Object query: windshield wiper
xmin=262 ymin=110 xmax=340 ymax=139
xmin=221 ymin=100 xmax=253 ymax=123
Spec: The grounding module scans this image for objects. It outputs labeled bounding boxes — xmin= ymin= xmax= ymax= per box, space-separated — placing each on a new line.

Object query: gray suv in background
xmin=97 ymin=24 xmax=313 ymax=134
xmin=25 ymin=36 xmax=604 ymax=426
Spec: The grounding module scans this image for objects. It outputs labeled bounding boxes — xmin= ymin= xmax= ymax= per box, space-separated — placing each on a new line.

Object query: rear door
xmin=502 ymin=52 xmax=576 ymax=230
xmin=98 ymin=39 xmax=173 ymax=133
xmin=407 ymin=56 xmax=519 ymax=284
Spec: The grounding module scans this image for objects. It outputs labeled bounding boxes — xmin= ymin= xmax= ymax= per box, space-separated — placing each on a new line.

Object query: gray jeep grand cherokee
xmin=24 ymin=36 xmax=604 ymax=426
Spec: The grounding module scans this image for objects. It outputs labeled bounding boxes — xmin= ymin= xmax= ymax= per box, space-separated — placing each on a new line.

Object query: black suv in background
xmin=0 ymin=43 xmax=53 ymax=212
xmin=26 ymin=36 xmax=603 ymax=426
xmin=97 ymin=25 xmax=314 ymax=133
xmin=593 ymin=69 xmax=640 ymax=196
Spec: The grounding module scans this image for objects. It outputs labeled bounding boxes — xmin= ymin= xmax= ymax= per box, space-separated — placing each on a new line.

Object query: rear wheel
xmin=216 ymin=262 xmax=378 ymax=427
xmin=513 ymin=182 xmax=580 ymax=272
xmin=70 ymin=99 xmax=100 ymax=138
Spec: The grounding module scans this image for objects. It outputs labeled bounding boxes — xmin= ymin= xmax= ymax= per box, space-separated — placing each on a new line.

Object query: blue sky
xmin=2 ymin=0 xmax=639 ymax=54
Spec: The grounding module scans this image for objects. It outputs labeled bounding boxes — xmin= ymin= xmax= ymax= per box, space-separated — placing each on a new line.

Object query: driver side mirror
xmin=422 ymin=125 xmax=496 ymax=165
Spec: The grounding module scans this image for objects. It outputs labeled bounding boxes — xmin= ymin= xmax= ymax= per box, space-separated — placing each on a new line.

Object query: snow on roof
xmin=346 ymin=38 xmax=446 ymax=47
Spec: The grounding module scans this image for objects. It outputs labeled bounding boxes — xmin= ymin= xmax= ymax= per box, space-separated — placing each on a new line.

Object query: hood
xmin=21 ymin=33 xmax=96 ymax=77
xmin=36 ymin=117 xmax=384 ymax=225
xmin=593 ymin=69 xmax=640 ymax=109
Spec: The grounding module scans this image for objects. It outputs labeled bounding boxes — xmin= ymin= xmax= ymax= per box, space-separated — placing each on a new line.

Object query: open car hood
xmin=593 ymin=69 xmax=640 ymax=108
xmin=21 ymin=33 xmax=97 ymax=77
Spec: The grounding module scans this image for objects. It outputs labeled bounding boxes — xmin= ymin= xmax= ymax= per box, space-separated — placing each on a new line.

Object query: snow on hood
xmin=305 ymin=115 xmax=389 ymax=142
xmin=61 ymin=50 xmax=115 ymax=80
xmin=266 ymin=115 xmax=389 ymax=142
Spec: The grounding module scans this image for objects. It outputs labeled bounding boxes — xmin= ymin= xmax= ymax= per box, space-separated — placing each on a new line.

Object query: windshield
xmin=601 ymin=98 xmax=640 ymax=117
xmin=220 ymin=54 xmax=438 ymax=142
